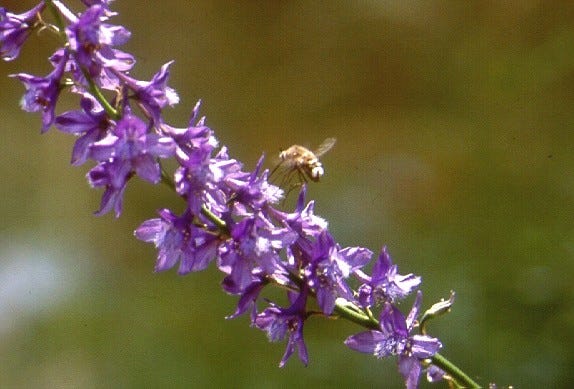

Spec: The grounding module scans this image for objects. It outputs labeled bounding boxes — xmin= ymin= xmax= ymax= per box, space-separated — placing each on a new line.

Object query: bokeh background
xmin=1 ymin=1 xmax=574 ymax=388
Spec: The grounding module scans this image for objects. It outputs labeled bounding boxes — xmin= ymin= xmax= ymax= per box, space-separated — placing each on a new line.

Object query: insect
xmin=270 ymin=138 xmax=336 ymax=189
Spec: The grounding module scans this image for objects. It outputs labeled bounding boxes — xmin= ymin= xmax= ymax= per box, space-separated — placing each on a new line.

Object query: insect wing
xmin=314 ymin=137 xmax=336 ymax=157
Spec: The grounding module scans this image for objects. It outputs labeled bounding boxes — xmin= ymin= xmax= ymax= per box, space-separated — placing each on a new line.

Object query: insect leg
xmin=269 ymin=159 xmax=285 ymax=182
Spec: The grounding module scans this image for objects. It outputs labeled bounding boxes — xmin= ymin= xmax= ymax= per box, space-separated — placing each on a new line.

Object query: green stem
xmin=431 ymin=353 xmax=481 ymax=388
xmin=160 ymin=167 xmax=176 ymax=191
xmin=200 ymin=205 xmax=229 ymax=236
xmin=333 ymin=299 xmax=379 ymax=330
xmin=83 ymin=72 xmax=120 ymax=119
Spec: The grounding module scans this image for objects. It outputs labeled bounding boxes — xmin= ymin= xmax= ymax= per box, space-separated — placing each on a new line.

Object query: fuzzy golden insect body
xmin=272 ymin=138 xmax=336 ymax=186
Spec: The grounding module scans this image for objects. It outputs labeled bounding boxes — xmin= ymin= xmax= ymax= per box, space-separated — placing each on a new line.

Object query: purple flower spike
xmin=344 ymin=292 xmax=442 ymax=389
xmin=1 ymin=1 xmax=466 ymax=384
xmin=10 ymin=49 xmax=69 ymax=132
xmin=0 ymin=3 xmax=45 ymax=61
xmin=255 ymin=286 xmax=310 ymax=367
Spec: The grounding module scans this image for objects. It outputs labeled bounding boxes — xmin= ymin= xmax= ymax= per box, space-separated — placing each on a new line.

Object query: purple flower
xmin=65 ymin=4 xmax=133 ymax=84
xmin=175 ymin=145 xmax=241 ymax=215
xmin=254 ymin=286 xmax=310 ymax=367
xmin=0 ymin=3 xmax=45 ymax=61
xmin=55 ymin=95 xmax=111 ymax=165
xmin=164 ymin=103 xmax=236 ymax=216
xmin=118 ymin=61 xmax=179 ymax=125
xmin=86 ymin=161 xmax=128 ymax=217
xmin=225 ymin=155 xmax=284 ymax=210
xmin=225 ymin=279 xmax=267 ymax=321
xmin=10 ymin=49 xmax=68 ymax=132
xmin=344 ymin=292 xmax=442 ymax=389
xmin=87 ymin=111 xmax=175 ymax=216
xmin=269 ymin=186 xmax=328 ymax=268
xmin=356 ymin=247 xmax=421 ymax=308
xmin=274 ymin=186 xmax=327 ymax=237
xmin=426 ymin=364 xmax=446 ymax=383
xmin=162 ymin=100 xmax=218 ymax=158
xmin=89 ymin=111 xmax=175 ymax=182
xmin=218 ymin=214 xmax=296 ymax=294
xmin=135 ymin=209 xmax=220 ymax=274
xmin=303 ymin=230 xmax=371 ymax=315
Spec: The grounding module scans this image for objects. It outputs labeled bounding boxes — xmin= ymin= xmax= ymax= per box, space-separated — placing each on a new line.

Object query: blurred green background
xmin=1 ymin=1 xmax=574 ymax=388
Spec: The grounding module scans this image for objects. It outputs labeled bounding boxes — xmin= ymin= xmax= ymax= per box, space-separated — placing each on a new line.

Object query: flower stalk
xmin=1 ymin=1 xmax=485 ymax=387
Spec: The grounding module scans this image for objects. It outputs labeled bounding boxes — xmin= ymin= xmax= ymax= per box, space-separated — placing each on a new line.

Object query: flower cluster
xmin=1 ymin=2 xmax=477 ymax=388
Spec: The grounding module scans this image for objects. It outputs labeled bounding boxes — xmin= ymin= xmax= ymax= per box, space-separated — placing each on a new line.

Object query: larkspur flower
xmin=344 ymin=291 xmax=442 ymax=389
xmin=269 ymin=186 xmax=328 ymax=267
xmin=89 ymin=111 xmax=175 ymax=181
xmin=64 ymin=3 xmax=133 ymax=85
xmin=225 ymin=155 xmax=284 ymax=211
xmin=118 ymin=61 xmax=179 ymax=125
xmin=283 ymin=194 xmax=328 ymax=238
xmin=163 ymin=100 xmax=218 ymax=158
xmin=426 ymin=364 xmax=446 ymax=383
xmin=135 ymin=208 xmax=220 ymax=274
xmin=254 ymin=286 xmax=310 ymax=367
xmin=175 ymin=145 xmax=241 ymax=215
xmin=86 ymin=161 xmax=128 ymax=217
xmin=303 ymin=230 xmax=371 ymax=315
xmin=10 ymin=49 xmax=68 ymax=132
xmin=87 ymin=110 xmax=175 ymax=216
xmin=226 ymin=279 xmax=268 ymax=321
xmin=218 ymin=214 xmax=296 ymax=294
xmin=356 ymin=247 xmax=421 ymax=308
xmin=164 ymin=104 xmax=222 ymax=207
xmin=0 ymin=3 xmax=45 ymax=61
xmin=54 ymin=95 xmax=112 ymax=165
